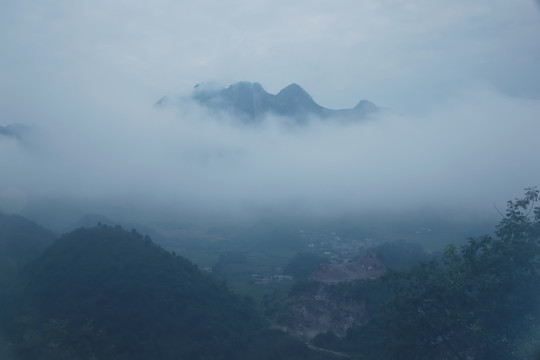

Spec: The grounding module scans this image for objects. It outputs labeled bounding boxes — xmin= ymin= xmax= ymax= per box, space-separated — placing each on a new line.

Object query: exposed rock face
xmin=278 ymin=283 xmax=366 ymax=340
xmin=312 ymin=253 xmax=387 ymax=284
xmin=275 ymin=253 xmax=387 ymax=340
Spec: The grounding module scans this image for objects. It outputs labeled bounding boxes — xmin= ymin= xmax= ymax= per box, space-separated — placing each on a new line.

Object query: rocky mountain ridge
xmin=157 ymin=81 xmax=379 ymax=123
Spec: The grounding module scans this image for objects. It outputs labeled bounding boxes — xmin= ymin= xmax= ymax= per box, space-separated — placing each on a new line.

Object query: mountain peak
xmin=186 ymin=81 xmax=379 ymax=123
xmin=227 ymin=81 xmax=264 ymax=92
xmin=224 ymin=82 xmax=267 ymax=102
xmin=278 ymin=83 xmax=306 ymax=94
xmin=354 ymin=100 xmax=378 ymax=113
xmin=276 ymin=83 xmax=313 ymax=101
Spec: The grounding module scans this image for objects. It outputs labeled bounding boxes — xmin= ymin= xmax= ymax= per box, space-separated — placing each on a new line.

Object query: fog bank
xmin=1 ymin=86 xmax=538 ymax=223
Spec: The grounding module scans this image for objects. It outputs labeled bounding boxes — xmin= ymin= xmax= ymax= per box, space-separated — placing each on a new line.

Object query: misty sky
xmin=1 ymin=0 xmax=540 ymax=220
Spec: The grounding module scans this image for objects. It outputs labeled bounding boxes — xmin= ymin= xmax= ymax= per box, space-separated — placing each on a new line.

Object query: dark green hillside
xmin=312 ymin=188 xmax=540 ymax=359
xmin=0 ymin=213 xmax=55 ymax=287
xmin=0 ymin=213 xmax=55 ymax=358
xmin=10 ymin=226 xmax=256 ymax=359
xmin=7 ymin=225 xmax=332 ymax=360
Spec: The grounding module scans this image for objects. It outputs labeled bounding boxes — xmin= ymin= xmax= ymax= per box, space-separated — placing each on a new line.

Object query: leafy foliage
xmin=0 ymin=213 xmax=55 ymax=332
xmin=6 ymin=226 xmax=321 ymax=359
xmin=284 ymin=252 xmax=330 ymax=280
xmin=4 ymin=188 xmax=540 ymax=359
xmin=0 ymin=213 xmax=55 ymax=285
xmin=3 ymin=223 xmax=342 ymax=360
xmin=317 ymin=188 xmax=540 ymax=359
xmin=369 ymin=241 xmax=428 ymax=270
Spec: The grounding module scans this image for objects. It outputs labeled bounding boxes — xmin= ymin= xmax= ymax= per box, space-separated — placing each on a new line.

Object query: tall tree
xmin=333 ymin=187 xmax=540 ymax=359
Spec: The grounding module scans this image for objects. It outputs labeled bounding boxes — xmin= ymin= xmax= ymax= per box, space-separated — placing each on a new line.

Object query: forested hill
xmin=0 ymin=213 xmax=55 ymax=287
xmin=2 ymin=188 xmax=539 ymax=359
xmin=310 ymin=188 xmax=540 ymax=359
xmin=5 ymin=225 xmax=333 ymax=360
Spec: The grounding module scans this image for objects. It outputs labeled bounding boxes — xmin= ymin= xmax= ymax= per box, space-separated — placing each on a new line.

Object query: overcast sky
xmin=2 ymin=0 xmax=540 ymax=112
xmin=1 ymin=0 xmax=540 ymax=221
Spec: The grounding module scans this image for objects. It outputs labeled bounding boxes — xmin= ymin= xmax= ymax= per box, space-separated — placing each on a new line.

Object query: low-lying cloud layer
xmin=1 ymin=85 xmax=539 ymax=222
xmin=1 ymin=1 xmax=539 ymax=224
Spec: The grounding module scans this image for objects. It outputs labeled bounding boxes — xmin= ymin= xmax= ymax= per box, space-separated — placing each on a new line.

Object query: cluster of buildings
xmin=303 ymin=230 xmax=379 ymax=263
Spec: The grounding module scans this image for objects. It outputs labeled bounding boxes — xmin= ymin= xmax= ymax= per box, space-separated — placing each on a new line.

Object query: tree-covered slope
xmin=0 ymin=213 xmax=55 ymax=287
xmin=10 ymin=225 xmax=254 ymax=359
xmin=6 ymin=225 xmax=333 ymax=360
xmin=312 ymin=188 xmax=540 ymax=359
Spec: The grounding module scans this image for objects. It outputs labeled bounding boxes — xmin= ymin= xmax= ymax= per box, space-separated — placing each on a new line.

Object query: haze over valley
xmin=1 ymin=79 xmax=539 ymax=231
xmin=2 ymin=1 xmax=540 ymax=229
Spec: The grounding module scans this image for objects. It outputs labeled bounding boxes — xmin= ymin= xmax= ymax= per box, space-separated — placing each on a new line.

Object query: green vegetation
xmin=368 ymin=241 xmax=429 ymax=270
xmin=284 ymin=252 xmax=329 ymax=280
xmin=2 ymin=225 xmax=335 ymax=360
xmin=313 ymin=187 xmax=540 ymax=359
xmin=9 ymin=226 xmax=257 ymax=359
xmin=0 ymin=188 xmax=537 ymax=359
xmin=0 ymin=213 xmax=55 ymax=285
xmin=159 ymin=211 xmax=493 ymax=304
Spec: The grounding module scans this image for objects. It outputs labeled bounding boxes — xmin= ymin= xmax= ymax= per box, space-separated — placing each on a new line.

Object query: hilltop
xmin=4 ymin=225 xmax=335 ymax=360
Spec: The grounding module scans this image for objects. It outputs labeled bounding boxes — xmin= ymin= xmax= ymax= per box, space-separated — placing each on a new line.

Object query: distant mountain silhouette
xmin=0 ymin=123 xmax=29 ymax=140
xmin=156 ymin=82 xmax=379 ymax=123
xmin=192 ymin=82 xmax=378 ymax=122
